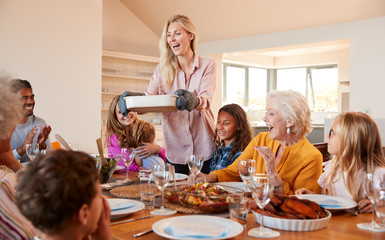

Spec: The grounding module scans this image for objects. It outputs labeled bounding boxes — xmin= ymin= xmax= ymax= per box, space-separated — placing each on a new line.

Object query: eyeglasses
xmin=328 ymin=129 xmax=337 ymax=138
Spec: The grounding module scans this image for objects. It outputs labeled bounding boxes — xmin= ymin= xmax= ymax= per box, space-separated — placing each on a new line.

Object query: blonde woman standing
xmin=119 ymin=15 xmax=216 ymax=175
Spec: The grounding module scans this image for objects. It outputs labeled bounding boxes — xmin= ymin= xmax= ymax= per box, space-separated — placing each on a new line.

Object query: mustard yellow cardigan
xmin=211 ymin=132 xmax=323 ymax=195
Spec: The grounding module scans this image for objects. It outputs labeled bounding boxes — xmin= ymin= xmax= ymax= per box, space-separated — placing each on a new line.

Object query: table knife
xmin=133 ymin=229 xmax=153 ymax=238
xmin=110 ymin=215 xmax=153 ymax=226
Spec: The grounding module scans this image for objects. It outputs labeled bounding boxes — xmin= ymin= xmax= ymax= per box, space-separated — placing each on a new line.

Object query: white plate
xmin=152 ymin=215 xmax=244 ymax=240
xmin=296 ymin=194 xmax=357 ymax=210
xmin=172 ymin=173 xmax=188 ymax=181
xmin=114 ymin=166 xmax=124 ymax=172
xmin=215 ymin=182 xmax=249 ymax=192
xmin=149 ymin=173 xmax=188 ymax=181
xmin=253 ymin=210 xmax=331 ymax=231
xmin=107 ymin=198 xmax=145 ymax=219
xmin=124 ymin=95 xmax=177 ymax=113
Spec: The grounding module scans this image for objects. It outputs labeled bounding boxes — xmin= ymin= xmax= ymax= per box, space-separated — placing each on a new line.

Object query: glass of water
xmin=228 ymin=192 xmax=249 ymax=228
xmin=25 ymin=143 xmax=40 ymax=161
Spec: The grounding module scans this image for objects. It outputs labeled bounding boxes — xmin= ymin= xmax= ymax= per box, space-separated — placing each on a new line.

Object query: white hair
xmin=0 ymin=73 xmax=23 ymax=139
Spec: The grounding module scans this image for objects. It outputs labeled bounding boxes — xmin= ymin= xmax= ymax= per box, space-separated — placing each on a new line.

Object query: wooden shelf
xmin=339 ymin=81 xmax=350 ymax=86
xmin=102 ymin=74 xmax=150 ymax=81
xmin=102 ymin=92 xmax=120 ymax=96
xmin=102 ymin=50 xmax=159 ymax=63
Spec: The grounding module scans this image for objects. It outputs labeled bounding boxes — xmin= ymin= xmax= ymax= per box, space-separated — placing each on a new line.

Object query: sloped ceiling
xmin=120 ymin=0 xmax=385 ymax=43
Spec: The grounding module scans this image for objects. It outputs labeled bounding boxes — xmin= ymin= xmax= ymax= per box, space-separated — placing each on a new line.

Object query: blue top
xmin=209 ymin=142 xmax=243 ymax=172
xmin=11 ymin=115 xmax=51 ymax=163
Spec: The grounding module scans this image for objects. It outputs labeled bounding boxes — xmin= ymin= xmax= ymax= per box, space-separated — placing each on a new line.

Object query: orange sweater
xmin=211 ymin=132 xmax=323 ymax=195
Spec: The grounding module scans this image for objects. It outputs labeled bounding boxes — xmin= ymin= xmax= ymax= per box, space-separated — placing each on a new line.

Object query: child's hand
xmin=295 ymin=188 xmax=314 ymax=195
xmin=90 ymin=196 xmax=112 ymax=240
xmin=357 ymin=198 xmax=372 ymax=213
xmin=135 ymin=143 xmax=160 ymax=158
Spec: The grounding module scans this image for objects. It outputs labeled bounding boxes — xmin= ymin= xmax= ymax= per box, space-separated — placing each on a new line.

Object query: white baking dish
xmin=124 ymin=95 xmax=177 ymax=113
xmin=252 ymin=210 xmax=331 ymax=231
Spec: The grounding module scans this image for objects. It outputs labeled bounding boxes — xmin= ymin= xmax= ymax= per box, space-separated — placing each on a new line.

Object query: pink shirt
xmin=107 ymin=134 xmax=166 ymax=172
xmin=145 ymin=55 xmax=216 ymax=164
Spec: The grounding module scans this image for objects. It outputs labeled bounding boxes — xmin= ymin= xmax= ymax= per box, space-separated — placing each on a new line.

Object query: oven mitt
xmin=118 ymin=91 xmax=144 ymax=116
xmin=174 ymin=89 xmax=199 ymax=111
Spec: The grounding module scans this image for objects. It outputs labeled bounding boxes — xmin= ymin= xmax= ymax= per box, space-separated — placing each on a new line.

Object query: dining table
xmin=106 ymin=172 xmax=384 ymax=240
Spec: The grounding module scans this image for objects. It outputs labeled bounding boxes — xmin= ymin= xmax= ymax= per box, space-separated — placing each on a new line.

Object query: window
xmin=223 ymin=63 xmax=338 ymax=112
xmin=223 ymin=64 xmax=267 ymax=110
xmin=276 ymin=65 xmax=338 ymax=112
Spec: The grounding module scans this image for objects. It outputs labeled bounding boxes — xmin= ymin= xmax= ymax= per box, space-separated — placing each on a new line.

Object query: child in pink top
xmin=106 ymin=95 xmax=165 ymax=172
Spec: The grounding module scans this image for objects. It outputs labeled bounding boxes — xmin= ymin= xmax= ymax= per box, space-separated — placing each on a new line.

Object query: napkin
xmin=165 ymin=225 xmax=228 ymax=238
xmin=111 ymin=202 xmax=136 ymax=211
xmin=318 ymin=199 xmax=342 ymax=208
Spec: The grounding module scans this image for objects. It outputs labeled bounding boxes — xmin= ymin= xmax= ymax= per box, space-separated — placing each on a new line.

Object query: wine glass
xmin=357 ymin=173 xmax=385 ymax=232
xmin=248 ymin=174 xmax=280 ymax=238
xmin=238 ymin=159 xmax=256 ymax=196
xmin=187 ymin=155 xmax=204 ymax=185
xmin=25 ymin=143 xmax=40 ymax=161
xmin=151 ymin=163 xmax=177 ymax=215
xmin=121 ymin=148 xmax=135 ymax=182
xmin=375 ymin=188 xmax=385 ymax=224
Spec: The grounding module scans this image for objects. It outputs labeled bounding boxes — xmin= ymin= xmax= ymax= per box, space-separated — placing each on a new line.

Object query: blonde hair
xmin=266 ymin=90 xmax=312 ymax=138
xmin=323 ymin=112 xmax=385 ymax=202
xmin=0 ymin=74 xmax=23 ymax=139
xmin=133 ymin=121 xmax=156 ymax=146
xmin=159 ymin=14 xmax=198 ymax=91
xmin=105 ymin=95 xmax=140 ymax=148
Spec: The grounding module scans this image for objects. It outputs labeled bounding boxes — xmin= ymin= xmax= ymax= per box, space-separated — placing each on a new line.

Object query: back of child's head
xmin=133 ymin=120 xmax=156 ymax=145
xmin=215 ymin=104 xmax=252 ymax=155
xmin=15 ymin=150 xmax=100 ymax=234
xmin=335 ymin=112 xmax=385 ymax=171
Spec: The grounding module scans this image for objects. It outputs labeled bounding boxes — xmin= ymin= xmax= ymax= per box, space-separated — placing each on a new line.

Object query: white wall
xmin=103 ymin=0 xmax=160 ymax=56
xmin=198 ymin=17 xmax=385 ymax=118
xmin=0 ymin=0 xmax=102 ymax=153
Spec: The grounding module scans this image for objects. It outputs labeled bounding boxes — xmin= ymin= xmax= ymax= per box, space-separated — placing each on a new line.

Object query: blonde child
xmin=209 ymin=104 xmax=252 ymax=172
xmin=132 ymin=121 xmax=165 ymax=170
xmin=296 ymin=112 xmax=385 ymax=213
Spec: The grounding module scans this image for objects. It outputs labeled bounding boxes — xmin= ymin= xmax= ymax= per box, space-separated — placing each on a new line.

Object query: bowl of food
xmin=165 ymin=182 xmax=235 ymax=213
xmin=91 ymin=153 xmax=121 ymax=184
xmin=251 ymin=195 xmax=331 ymax=231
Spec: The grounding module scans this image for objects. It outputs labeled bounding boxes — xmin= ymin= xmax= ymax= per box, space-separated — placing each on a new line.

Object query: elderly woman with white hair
xmin=204 ymin=90 xmax=323 ymax=195
xmin=0 ymin=75 xmax=24 ymax=172
xmin=0 ymin=75 xmax=38 ymax=238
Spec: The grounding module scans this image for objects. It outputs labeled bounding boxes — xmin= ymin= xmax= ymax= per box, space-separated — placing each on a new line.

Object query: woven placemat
xmin=110 ymin=185 xmax=161 ymax=199
xmin=164 ymin=202 xmax=204 ymax=214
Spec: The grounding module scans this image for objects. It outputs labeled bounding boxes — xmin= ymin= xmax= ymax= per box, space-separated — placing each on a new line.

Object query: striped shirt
xmin=0 ymin=172 xmax=38 ymax=239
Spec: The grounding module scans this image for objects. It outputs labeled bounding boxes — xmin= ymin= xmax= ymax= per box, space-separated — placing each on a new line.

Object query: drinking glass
xmin=375 ymin=188 xmax=385 ymax=224
xmin=357 ymin=173 xmax=385 ymax=232
xmin=151 ymin=163 xmax=176 ymax=215
xmin=248 ymin=174 xmax=280 ymax=238
xmin=187 ymin=155 xmax=203 ymax=185
xmin=228 ymin=192 xmax=249 ymax=228
xmin=121 ymin=148 xmax=135 ymax=182
xmin=25 ymin=143 xmax=40 ymax=161
xmin=238 ymin=159 xmax=256 ymax=196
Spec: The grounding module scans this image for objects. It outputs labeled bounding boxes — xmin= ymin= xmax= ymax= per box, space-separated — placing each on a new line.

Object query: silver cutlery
xmin=133 ymin=229 xmax=153 ymax=238
xmin=170 ymin=165 xmax=176 ymax=189
xmin=110 ymin=215 xmax=153 ymax=226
